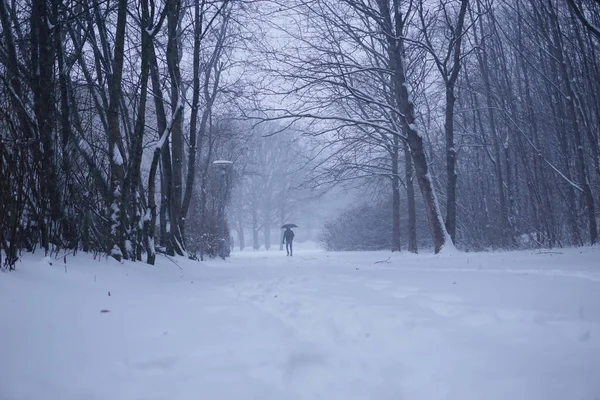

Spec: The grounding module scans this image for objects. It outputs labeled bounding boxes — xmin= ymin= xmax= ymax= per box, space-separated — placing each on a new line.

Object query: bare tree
xmin=416 ymin=0 xmax=471 ymax=243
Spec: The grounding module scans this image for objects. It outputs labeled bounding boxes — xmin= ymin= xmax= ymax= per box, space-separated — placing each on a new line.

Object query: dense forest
xmin=1 ymin=0 xmax=599 ymax=269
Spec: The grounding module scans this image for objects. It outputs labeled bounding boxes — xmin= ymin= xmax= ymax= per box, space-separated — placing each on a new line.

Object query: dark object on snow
xmin=100 ymin=309 xmax=110 ymax=313
xmin=281 ymin=223 xmax=298 ymax=229
xmin=283 ymin=227 xmax=295 ymax=256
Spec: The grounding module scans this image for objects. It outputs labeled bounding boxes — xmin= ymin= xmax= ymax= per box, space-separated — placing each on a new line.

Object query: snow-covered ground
xmin=1 ymin=246 xmax=599 ymax=400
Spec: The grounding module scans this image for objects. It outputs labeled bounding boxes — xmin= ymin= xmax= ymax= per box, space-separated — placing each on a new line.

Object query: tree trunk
xmin=129 ymin=0 xmax=151 ymax=261
xmin=264 ymin=226 xmax=271 ymax=250
xmin=106 ymin=0 xmax=128 ymax=261
xmin=167 ymin=0 xmax=185 ymax=255
xmin=146 ymin=26 xmax=183 ymax=263
xmin=237 ymin=214 xmax=245 ymax=251
xmin=442 ymin=0 xmax=468 ymax=245
xmin=444 ymin=86 xmax=458 ymax=243
xmin=146 ymin=148 xmax=161 ymax=265
xmin=199 ymin=180 xmax=208 ymax=261
xmin=53 ymin=0 xmax=76 ymax=249
xmin=32 ymin=0 xmax=60 ymax=252
xmin=148 ymin=40 xmax=173 ymax=254
xmin=391 ymin=136 xmax=401 ymax=252
xmin=252 ymin=211 xmax=259 ymax=250
xmin=263 ymin=199 xmax=272 ymax=250
xmin=403 ymin=141 xmax=417 ymax=253
xmin=181 ymin=0 xmax=203 ymax=228
xmin=182 ymin=3 xmax=226 ymax=224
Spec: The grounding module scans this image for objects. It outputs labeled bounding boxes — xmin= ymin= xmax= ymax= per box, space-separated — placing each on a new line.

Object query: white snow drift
xmin=1 ymin=245 xmax=599 ymax=400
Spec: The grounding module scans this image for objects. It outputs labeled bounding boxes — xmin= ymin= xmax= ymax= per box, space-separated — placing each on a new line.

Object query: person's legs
xmin=290 ymin=241 xmax=293 ymax=256
xmin=286 ymin=242 xmax=290 ymax=255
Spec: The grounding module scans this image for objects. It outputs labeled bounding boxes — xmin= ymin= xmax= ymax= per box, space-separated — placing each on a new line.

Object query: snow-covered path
xmin=1 ymin=247 xmax=599 ymax=400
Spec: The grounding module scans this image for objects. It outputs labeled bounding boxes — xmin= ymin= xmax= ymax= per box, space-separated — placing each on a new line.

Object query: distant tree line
xmin=319 ymin=199 xmax=433 ymax=251
xmin=229 ymin=122 xmax=311 ymax=252
xmin=255 ymin=0 xmax=600 ymax=252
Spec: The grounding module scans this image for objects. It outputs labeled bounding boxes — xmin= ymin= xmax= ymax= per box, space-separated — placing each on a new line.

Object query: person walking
xmin=283 ymin=227 xmax=295 ymax=256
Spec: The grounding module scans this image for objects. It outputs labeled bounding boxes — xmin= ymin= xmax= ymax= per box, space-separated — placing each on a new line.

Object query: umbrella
xmin=281 ymin=223 xmax=298 ymax=229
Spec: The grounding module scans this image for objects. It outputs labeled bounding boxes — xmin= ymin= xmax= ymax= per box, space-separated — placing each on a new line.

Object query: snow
xmin=156 ymin=130 xmax=169 ymax=150
xmin=110 ymin=244 xmax=123 ymax=258
xmin=112 ymin=146 xmax=123 ymax=166
xmin=1 ymin=247 xmax=600 ymax=400
xmin=125 ymin=240 xmax=133 ymax=254
xmin=213 ymin=160 xmax=234 ymax=165
xmin=145 ymin=27 xmax=158 ymax=37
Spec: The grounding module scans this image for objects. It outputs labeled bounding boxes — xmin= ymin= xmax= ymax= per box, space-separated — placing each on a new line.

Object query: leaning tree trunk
xmin=380 ymin=0 xmax=452 ymax=253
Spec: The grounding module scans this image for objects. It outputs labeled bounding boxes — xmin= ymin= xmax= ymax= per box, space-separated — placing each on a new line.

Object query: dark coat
xmin=283 ymin=228 xmax=295 ymax=243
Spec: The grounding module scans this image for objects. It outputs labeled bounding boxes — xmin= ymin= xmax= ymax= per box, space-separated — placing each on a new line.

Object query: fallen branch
xmin=158 ymin=253 xmax=184 ymax=270
xmin=374 ymin=257 xmax=391 ymax=264
xmin=535 ymin=251 xmax=563 ymax=255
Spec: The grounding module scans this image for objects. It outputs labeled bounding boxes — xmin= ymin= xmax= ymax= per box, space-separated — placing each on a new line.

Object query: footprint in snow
xmin=284 ymin=344 xmax=328 ymax=379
